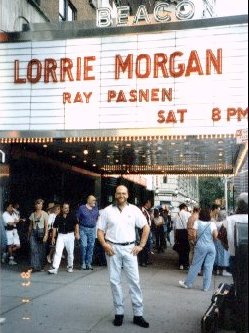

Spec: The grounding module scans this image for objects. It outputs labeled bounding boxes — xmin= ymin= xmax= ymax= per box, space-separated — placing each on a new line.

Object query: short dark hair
xmin=199 ymin=208 xmax=211 ymax=221
xmin=4 ymin=201 xmax=13 ymax=211
xmin=179 ymin=203 xmax=187 ymax=211
xmin=211 ymin=204 xmax=220 ymax=211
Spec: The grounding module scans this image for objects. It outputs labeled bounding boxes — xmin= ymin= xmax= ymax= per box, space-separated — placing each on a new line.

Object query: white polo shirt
xmin=97 ymin=203 xmax=147 ymax=243
xmin=223 ymin=214 xmax=248 ymax=256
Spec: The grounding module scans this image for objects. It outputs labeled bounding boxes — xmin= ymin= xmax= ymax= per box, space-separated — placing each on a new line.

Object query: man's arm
xmin=131 ymin=224 xmax=150 ymax=256
xmin=97 ymin=229 xmax=115 ymax=256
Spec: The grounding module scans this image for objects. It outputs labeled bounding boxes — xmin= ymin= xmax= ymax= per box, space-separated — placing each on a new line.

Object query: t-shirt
xmin=77 ymin=204 xmax=99 ymax=228
xmin=97 ymin=203 xmax=147 ymax=243
xmin=53 ymin=213 xmax=78 ymax=234
xmin=223 ymin=214 xmax=248 ymax=256
xmin=2 ymin=211 xmax=17 ymax=230
xmin=173 ymin=210 xmax=191 ymax=229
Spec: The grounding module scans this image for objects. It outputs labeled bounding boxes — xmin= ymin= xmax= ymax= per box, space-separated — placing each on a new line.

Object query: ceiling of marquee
xmin=9 ymin=136 xmax=246 ymax=175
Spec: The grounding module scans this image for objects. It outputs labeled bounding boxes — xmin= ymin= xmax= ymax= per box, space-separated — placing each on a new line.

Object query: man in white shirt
xmin=97 ymin=185 xmax=150 ymax=328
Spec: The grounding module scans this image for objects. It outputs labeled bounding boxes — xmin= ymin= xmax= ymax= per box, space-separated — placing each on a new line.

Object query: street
xmin=0 ymin=249 xmax=234 ymax=333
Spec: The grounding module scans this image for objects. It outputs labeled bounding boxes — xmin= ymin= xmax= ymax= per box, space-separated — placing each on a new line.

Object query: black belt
xmin=107 ymin=240 xmax=135 ymax=246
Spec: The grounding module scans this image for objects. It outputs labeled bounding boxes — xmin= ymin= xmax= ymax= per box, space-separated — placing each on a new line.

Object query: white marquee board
xmin=0 ymin=24 xmax=248 ymax=136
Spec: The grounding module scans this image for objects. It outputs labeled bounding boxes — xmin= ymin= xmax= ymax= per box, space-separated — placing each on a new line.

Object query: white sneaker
xmin=81 ymin=263 xmax=87 ymax=270
xmin=222 ymin=271 xmax=232 ymax=277
xmin=48 ymin=267 xmax=58 ymax=274
xmin=67 ymin=267 xmax=73 ymax=273
xmin=179 ymin=265 xmax=184 ymax=270
xmin=179 ymin=280 xmax=189 ymax=289
xmin=0 ymin=317 xmax=6 ymax=324
xmin=9 ymin=259 xmax=17 ymax=265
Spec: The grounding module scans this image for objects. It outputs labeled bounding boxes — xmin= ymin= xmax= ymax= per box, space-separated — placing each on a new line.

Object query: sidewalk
xmin=0 ymin=248 xmax=234 ymax=333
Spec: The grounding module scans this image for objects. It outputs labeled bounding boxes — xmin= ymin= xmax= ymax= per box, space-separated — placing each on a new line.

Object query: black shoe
xmin=113 ymin=315 xmax=124 ymax=326
xmin=133 ymin=316 xmax=149 ymax=328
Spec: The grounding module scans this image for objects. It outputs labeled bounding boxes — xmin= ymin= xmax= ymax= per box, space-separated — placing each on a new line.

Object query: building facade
xmin=0 ymin=1 xmax=248 ymax=214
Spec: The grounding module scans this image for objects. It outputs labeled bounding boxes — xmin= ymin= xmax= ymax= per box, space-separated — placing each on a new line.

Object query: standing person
xmin=153 ymin=208 xmax=165 ymax=253
xmin=97 ymin=185 xmax=150 ymax=328
xmin=210 ymin=203 xmax=220 ymax=222
xmin=0 ymin=210 xmax=7 ymax=264
xmin=162 ymin=207 xmax=171 ymax=247
xmin=138 ymin=198 xmax=152 ymax=267
xmin=173 ymin=203 xmax=191 ymax=270
xmin=2 ymin=202 xmax=21 ymax=265
xmin=222 ymin=192 xmax=248 ymax=281
xmin=187 ymin=207 xmax=200 ymax=264
xmin=28 ymin=199 xmax=48 ymax=272
xmin=77 ymin=195 xmax=99 ymax=270
xmin=48 ymin=202 xmax=79 ymax=274
xmin=179 ymin=207 xmax=218 ymax=292
xmin=46 ymin=204 xmax=61 ymax=264
xmin=213 ymin=210 xmax=232 ymax=276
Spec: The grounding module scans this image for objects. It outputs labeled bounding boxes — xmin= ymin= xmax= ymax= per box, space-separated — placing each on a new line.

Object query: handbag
xmin=217 ymin=225 xmax=228 ymax=250
xmin=173 ymin=242 xmax=180 ymax=253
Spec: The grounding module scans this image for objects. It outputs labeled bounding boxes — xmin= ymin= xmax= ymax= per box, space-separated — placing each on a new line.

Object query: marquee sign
xmin=0 ymin=23 xmax=248 ymax=136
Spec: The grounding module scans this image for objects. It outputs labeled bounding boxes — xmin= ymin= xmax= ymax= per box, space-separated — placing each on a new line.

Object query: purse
xmin=217 ymin=225 xmax=228 ymax=250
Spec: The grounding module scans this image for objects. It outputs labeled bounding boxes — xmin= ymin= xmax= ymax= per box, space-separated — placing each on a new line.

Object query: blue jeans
xmin=79 ymin=227 xmax=96 ymax=266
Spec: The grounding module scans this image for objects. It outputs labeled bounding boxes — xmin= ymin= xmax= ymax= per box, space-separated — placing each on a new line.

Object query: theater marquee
xmin=0 ymin=23 xmax=248 ymax=136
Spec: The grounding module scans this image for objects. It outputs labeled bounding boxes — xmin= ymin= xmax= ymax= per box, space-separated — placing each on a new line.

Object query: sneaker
xmin=9 ymin=259 xmax=17 ymax=265
xmin=222 ymin=271 xmax=232 ymax=277
xmin=48 ymin=267 xmax=58 ymax=274
xmin=133 ymin=316 xmax=149 ymax=328
xmin=81 ymin=263 xmax=87 ymax=270
xmin=113 ymin=315 xmax=124 ymax=326
xmin=0 ymin=317 xmax=6 ymax=324
xmin=67 ymin=267 xmax=73 ymax=273
xmin=179 ymin=265 xmax=184 ymax=270
xmin=179 ymin=280 xmax=189 ymax=289
xmin=86 ymin=264 xmax=93 ymax=270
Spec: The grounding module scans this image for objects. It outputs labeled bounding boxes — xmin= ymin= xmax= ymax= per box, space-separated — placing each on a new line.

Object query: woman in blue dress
xmin=213 ymin=210 xmax=232 ymax=276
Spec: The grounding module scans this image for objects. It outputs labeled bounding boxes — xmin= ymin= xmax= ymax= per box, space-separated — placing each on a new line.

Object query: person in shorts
xmin=2 ymin=201 xmax=21 ymax=265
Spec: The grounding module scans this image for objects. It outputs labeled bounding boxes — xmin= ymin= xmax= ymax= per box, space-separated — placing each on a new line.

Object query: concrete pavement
xmin=0 ymin=248 xmax=234 ymax=333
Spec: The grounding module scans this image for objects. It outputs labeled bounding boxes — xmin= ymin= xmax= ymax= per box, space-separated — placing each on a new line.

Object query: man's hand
xmin=103 ymin=243 xmax=115 ymax=256
xmin=131 ymin=245 xmax=143 ymax=256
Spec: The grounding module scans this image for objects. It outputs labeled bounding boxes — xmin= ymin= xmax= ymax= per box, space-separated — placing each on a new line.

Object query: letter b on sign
xmin=97 ymin=8 xmax=112 ymax=27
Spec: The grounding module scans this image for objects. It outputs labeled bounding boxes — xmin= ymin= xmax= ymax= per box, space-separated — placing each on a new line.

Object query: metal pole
xmin=0 ymin=150 xmax=6 ymax=163
xmin=224 ymin=176 xmax=228 ymax=212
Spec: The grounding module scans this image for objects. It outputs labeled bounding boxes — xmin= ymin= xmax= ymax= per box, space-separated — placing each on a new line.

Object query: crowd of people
xmin=0 ymin=188 xmax=248 ymax=328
